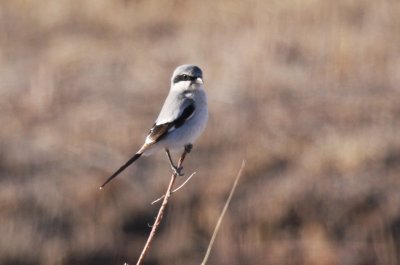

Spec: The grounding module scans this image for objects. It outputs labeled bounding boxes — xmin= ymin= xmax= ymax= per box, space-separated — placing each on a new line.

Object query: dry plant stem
xmin=151 ymin=172 xmax=197 ymax=205
xmin=200 ymin=160 xmax=246 ymax=265
xmin=133 ymin=150 xmax=189 ymax=265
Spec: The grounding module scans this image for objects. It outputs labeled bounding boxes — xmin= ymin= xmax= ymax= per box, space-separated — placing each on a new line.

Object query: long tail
xmin=100 ymin=152 xmax=142 ymax=189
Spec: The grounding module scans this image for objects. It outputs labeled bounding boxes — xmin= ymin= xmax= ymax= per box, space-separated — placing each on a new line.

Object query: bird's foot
xmin=171 ymin=165 xmax=184 ymax=176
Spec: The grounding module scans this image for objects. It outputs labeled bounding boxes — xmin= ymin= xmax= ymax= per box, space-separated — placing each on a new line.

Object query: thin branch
xmin=200 ymin=160 xmax=246 ymax=265
xmin=151 ymin=172 xmax=197 ymax=205
xmin=131 ymin=149 xmax=190 ymax=265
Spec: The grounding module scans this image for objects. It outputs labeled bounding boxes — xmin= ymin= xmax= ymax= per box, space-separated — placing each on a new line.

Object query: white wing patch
xmin=145 ymin=135 xmax=155 ymax=144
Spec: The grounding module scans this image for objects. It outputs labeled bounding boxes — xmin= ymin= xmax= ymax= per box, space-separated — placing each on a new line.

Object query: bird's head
xmin=171 ymin=64 xmax=204 ymax=92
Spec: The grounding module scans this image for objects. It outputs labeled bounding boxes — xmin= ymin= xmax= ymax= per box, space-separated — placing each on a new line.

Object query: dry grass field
xmin=1 ymin=0 xmax=400 ymax=264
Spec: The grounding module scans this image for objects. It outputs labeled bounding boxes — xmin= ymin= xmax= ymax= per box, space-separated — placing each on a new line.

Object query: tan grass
xmin=0 ymin=0 xmax=400 ymax=264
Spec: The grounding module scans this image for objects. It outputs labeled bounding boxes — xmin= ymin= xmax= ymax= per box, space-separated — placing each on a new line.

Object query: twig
xmin=151 ymin=172 xmax=197 ymax=204
xmin=200 ymin=160 xmax=245 ymax=265
xmin=132 ymin=149 xmax=189 ymax=265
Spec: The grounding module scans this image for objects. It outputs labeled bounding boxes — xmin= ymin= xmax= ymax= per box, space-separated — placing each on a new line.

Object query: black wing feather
xmin=148 ymin=123 xmax=171 ymax=142
xmin=147 ymin=102 xmax=195 ymax=143
xmin=174 ymin=103 xmax=195 ymax=128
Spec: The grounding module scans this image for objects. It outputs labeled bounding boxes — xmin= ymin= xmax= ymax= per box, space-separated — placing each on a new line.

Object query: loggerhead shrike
xmin=100 ymin=64 xmax=208 ymax=189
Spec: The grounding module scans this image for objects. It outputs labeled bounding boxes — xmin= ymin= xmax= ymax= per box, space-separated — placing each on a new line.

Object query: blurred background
xmin=1 ymin=0 xmax=400 ymax=264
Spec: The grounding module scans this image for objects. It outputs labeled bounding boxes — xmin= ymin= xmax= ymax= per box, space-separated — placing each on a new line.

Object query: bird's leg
xmin=175 ymin=144 xmax=193 ymax=171
xmin=165 ymin=148 xmax=184 ymax=176
xmin=177 ymin=144 xmax=193 ymax=165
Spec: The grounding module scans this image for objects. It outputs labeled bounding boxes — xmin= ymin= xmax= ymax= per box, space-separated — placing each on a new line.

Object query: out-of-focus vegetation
xmin=1 ymin=0 xmax=400 ymax=264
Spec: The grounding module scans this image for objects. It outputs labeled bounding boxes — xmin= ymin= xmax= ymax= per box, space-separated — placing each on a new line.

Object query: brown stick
xmin=200 ymin=160 xmax=245 ymax=265
xmin=151 ymin=172 xmax=197 ymax=205
xmin=132 ymin=149 xmax=189 ymax=265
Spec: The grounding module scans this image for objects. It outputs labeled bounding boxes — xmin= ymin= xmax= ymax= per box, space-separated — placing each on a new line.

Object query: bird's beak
xmin=195 ymin=77 xmax=204 ymax=84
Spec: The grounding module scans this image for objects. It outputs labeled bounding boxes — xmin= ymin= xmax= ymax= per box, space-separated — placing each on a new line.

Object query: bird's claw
xmin=171 ymin=165 xmax=184 ymax=176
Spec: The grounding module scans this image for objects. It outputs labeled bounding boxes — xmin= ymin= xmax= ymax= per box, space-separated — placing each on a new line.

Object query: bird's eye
xmin=173 ymin=74 xmax=193 ymax=83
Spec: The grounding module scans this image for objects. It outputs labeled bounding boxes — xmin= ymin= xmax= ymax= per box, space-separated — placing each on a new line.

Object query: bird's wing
xmin=145 ymin=98 xmax=195 ymax=144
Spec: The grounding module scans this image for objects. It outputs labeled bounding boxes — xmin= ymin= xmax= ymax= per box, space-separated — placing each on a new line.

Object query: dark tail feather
xmin=100 ymin=153 xmax=142 ymax=189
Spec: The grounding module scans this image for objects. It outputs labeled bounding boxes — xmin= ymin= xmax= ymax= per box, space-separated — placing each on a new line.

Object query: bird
xmin=100 ymin=64 xmax=208 ymax=189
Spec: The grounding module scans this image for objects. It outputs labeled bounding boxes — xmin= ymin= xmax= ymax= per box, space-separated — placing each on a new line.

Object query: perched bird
xmin=100 ymin=64 xmax=208 ymax=189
